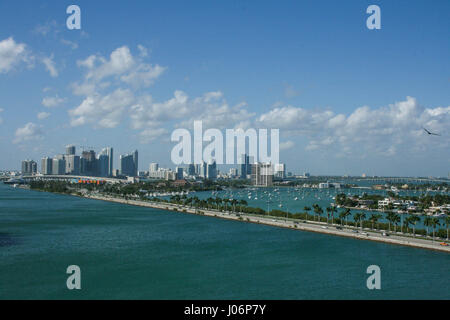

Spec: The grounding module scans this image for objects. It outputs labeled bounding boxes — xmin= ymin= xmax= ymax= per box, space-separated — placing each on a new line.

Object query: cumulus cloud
xmin=257 ymin=97 xmax=450 ymax=158
xmin=0 ymin=37 xmax=33 ymax=73
xmin=69 ymin=88 xmax=135 ymax=128
xmin=42 ymin=54 xmax=58 ymax=77
xmin=37 ymin=112 xmax=50 ymax=120
xmin=14 ymin=122 xmax=43 ymax=144
xmin=129 ymin=90 xmax=254 ymax=141
xmin=74 ymin=45 xmax=165 ymax=91
xmin=42 ymin=95 xmax=66 ymax=108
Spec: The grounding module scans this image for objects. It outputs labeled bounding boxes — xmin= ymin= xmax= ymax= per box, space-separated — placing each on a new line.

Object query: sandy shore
xmin=83 ymin=193 xmax=450 ymax=253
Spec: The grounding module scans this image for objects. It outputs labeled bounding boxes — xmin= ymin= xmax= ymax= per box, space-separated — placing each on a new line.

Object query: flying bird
xmin=422 ymin=127 xmax=441 ymax=136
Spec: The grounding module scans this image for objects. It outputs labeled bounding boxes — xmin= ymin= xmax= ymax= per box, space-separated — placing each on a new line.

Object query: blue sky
xmin=0 ymin=0 xmax=449 ymax=176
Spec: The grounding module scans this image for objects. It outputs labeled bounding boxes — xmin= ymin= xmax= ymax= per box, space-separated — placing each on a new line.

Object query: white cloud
xmin=280 ymin=140 xmax=295 ymax=150
xmin=0 ymin=37 xmax=33 ymax=73
xmin=73 ymin=46 xmax=166 ymax=94
xmin=61 ymin=39 xmax=78 ymax=50
xmin=37 ymin=112 xmax=50 ymax=120
xmin=257 ymin=97 xmax=450 ymax=158
xmin=42 ymin=54 xmax=58 ymax=77
xmin=69 ymin=88 xmax=135 ymax=128
xmin=137 ymin=44 xmax=149 ymax=57
xmin=14 ymin=122 xmax=43 ymax=144
xmin=42 ymin=95 xmax=66 ymax=108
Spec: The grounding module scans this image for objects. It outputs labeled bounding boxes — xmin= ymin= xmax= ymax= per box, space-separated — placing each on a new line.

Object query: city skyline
xmin=0 ymin=1 xmax=449 ymax=176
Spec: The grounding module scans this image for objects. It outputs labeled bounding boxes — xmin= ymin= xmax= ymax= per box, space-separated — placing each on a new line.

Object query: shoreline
xmin=75 ymin=192 xmax=450 ymax=253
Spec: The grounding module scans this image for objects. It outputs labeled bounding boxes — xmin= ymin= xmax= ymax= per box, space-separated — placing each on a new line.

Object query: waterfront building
xmin=187 ymin=163 xmax=196 ymax=176
xmin=251 ymin=162 xmax=273 ymax=187
xmin=120 ymin=150 xmax=138 ymax=177
xmin=81 ymin=150 xmax=97 ymax=176
xmin=239 ymin=154 xmax=254 ymax=179
xmin=41 ymin=157 xmax=53 ymax=175
xmin=175 ymin=167 xmax=184 ymax=180
xmin=21 ymin=160 xmax=37 ymax=175
xmin=52 ymin=158 xmax=66 ymax=175
xmin=65 ymin=155 xmax=80 ymax=175
xmin=274 ymin=163 xmax=286 ymax=179
xmin=206 ymin=160 xmax=217 ymax=180
xmin=149 ymin=163 xmax=159 ymax=172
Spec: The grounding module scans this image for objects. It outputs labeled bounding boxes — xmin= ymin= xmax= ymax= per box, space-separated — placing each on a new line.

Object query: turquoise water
xmin=0 ymin=183 xmax=449 ymax=299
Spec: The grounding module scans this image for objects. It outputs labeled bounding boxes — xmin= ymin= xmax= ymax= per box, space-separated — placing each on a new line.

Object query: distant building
xmin=274 ymin=163 xmax=286 ymax=179
xmin=21 ymin=160 xmax=37 ymax=175
xmin=41 ymin=157 xmax=53 ymax=175
xmin=65 ymin=155 xmax=80 ymax=175
xmin=251 ymin=163 xmax=273 ymax=187
xmin=206 ymin=160 xmax=217 ymax=180
xmin=187 ymin=163 xmax=196 ymax=176
xmin=81 ymin=150 xmax=97 ymax=176
xmin=229 ymin=168 xmax=238 ymax=177
xmin=149 ymin=163 xmax=159 ymax=172
xmin=120 ymin=150 xmax=138 ymax=177
xmin=239 ymin=154 xmax=253 ymax=179
xmin=175 ymin=166 xmax=184 ymax=180
xmin=52 ymin=158 xmax=66 ymax=175
xmin=66 ymin=145 xmax=76 ymax=156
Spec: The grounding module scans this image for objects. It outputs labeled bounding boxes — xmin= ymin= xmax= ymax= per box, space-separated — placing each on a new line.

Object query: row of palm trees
xmin=164 ymin=195 xmax=450 ymax=241
xmin=303 ymin=204 xmax=450 ymax=241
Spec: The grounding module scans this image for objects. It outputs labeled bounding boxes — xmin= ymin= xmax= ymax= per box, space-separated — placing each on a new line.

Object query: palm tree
xmin=313 ymin=205 xmax=323 ymax=222
xmin=303 ymin=206 xmax=311 ymax=221
xmin=369 ymin=214 xmax=382 ymax=230
xmin=392 ymin=213 xmax=400 ymax=232
xmin=330 ymin=206 xmax=337 ymax=225
xmin=344 ymin=208 xmax=351 ymax=226
xmin=408 ymin=215 xmax=420 ymax=237
xmin=444 ymin=215 xmax=450 ymax=241
xmin=386 ymin=211 xmax=396 ymax=232
xmin=424 ymin=216 xmax=432 ymax=238
xmin=326 ymin=207 xmax=331 ymax=224
xmin=339 ymin=210 xmax=346 ymax=226
xmin=430 ymin=217 xmax=441 ymax=242
xmin=403 ymin=216 xmax=411 ymax=234
xmin=354 ymin=212 xmax=362 ymax=229
xmin=359 ymin=212 xmax=366 ymax=229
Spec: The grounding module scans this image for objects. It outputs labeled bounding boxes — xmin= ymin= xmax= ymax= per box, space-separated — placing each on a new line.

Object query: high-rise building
xmin=81 ymin=150 xmax=97 ymax=176
xmin=198 ymin=161 xmax=207 ymax=178
xmin=251 ymin=163 xmax=273 ymax=187
xmin=187 ymin=164 xmax=195 ymax=176
xmin=149 ymin=163 xmax=159 ymax=172
xmin=175 ymin=166 xmax=184 ymax=180
xmin=52 ymin=158 xmax=66 ymax=175
xmin=66 ymin=145 xmax=76 ymax=155
xmin=206 ymin=160 xmax=217 ymax=180
xmin=65 ymin=155 xmax=80 ymax=175
xmin=120 ymin=150 xmax=138 ymax=177
xmin=132 ymin=150 xmax=138 ymax=177
xmin=21 ymin=160 xmax=37 ymax=175
xmin=97 ymin=154 xmax=109 ymax=177
xmin=104 ymin=147 xmax=113 ymax=177
xmin=274 ymin=163 xmax=286 ymax=179
xmin=41 ymin=157 xmax=53 ymax=175
xmin=97 ymin=147 xmax=113 ymax=177
xmin=239 ymin=154 xmax=254 ymax=179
